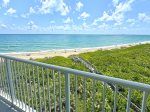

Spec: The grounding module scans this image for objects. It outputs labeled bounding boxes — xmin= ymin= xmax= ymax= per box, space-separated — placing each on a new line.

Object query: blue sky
xmin=0 ymin=0 xmax=150 ymax=34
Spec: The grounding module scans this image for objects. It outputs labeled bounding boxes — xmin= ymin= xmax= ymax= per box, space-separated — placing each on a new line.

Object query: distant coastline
xmin=1 ymin=41 xmax=150 ymax=59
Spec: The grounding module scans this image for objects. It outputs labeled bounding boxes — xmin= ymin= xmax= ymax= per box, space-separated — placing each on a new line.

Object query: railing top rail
xmin=0 ymin=54 xmax=150 ymax=92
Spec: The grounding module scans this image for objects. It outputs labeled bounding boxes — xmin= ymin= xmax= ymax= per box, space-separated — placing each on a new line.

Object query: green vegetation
xmin=13 ymin=44 xmax=150 ymax=112
xmin=78 ymin=44 xmax=150 ymax=111
xmin=36 ymin=44 xmax=150 ymax=85
xmin=79 ymin=44 xmax=150 ymax=83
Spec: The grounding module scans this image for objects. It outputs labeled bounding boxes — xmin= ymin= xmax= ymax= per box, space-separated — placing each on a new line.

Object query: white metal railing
xmin=0 ymin=54 xmax=150 ymax=112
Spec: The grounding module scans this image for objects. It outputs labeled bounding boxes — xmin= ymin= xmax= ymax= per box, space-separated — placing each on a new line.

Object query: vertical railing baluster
xmin=75 ymin=75 xmax=78 ymax=112
xmin=5 ymin=59 xmax=15 ymax=104
xmin=42 ymin=67 xmax=46 ymax=112
xmin=2 ymin=58 xmax=7 ymax=98
xmin=19 ymin=63 xmax=23 ymax=109
xmin=37 ymin=66 xmax=42 ymax=112
xmin=65 ymin=73 xmax=70 ymax=112
xmin=46 ymin=69 xmax=51 ymax=112
xmin=32 ymin=65 xmax=38 ymax=112
xmin=126 ymin=88 xmax=131 ymax=112
xmin=28 ymin=64 xmax=33 ymax=112
xmin=0 ymin=58 xmax=2 ymax=95
xmin=83 ymin=77 xmax=86 ymax=112
xmin=113 ymin=85 xmax=118 ymax=112
xmin=11 ymin=61 xmax=17 ymax=105
xmin=4 ymin=58 xmax=8 ymax=99
xmin=25 ymin=65 xmax=30 ymax=110
xmin=17 ymin=62 xmax=22 ymax=108
xmin=27 ymin=64 xmax=31 ymax=111
xmin=1 ymin=58 xmax=6 ymax=98
xmin=14 ymin=61 xmax=20 ymax=106
xmin=102 ymin=82 xmax=106 ymax=111
xmin=52 ymin=70 xmax=56 ymax=112
xmin=5 ymin=59 xmax=12 ymax=100
xmin=10 ymin=61 xmax=16 ymax=103
xmin=0 ymin=58 xmax=4 ymax=96
xmin=28 ymin=65 xmax=33 ymax=111
xmin=58 ymin=71 xmax=62 ymax=112
xmin=24 ymin=63 xmax=28 ymax=111
xmin=141 ymin=91 xmax=149 ymax=112
xmin=92 ymin=79 xmax=96 ymax=112
xmin=3 ymin=58 xmax=8 ymax=98
xmin=21 ymin=63 xmax=26 ymax=110
xmin=3 ymin=58 xmax=9 ymax=99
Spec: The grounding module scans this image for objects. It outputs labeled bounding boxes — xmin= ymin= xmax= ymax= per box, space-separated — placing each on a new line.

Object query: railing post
xmin=141 ymin=91 xmax=149 ymax=112
xmin=65 ymin=73 xmax=70 ymax=112
xmin=5 ymin=58 xmax=15 ymax=103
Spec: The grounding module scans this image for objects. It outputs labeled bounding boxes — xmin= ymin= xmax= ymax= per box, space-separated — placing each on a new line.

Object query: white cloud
xmin=112 ymin=0 xmax=119 ymax=6
xmin=92 ymin=0 xmax=134 ymax=26
xmin=5 ymin=8 xmax=16 ymax=15
xmin=92 ymin=11 xmax=113 ymax=25
xmin=21 ymin=14 xmax=28 ymax=18
xmin=92 ymin=19 xmax=99 ymax=26
xmin=114 ymin=21 xmax=122 ymax=26
xmin=82 ymin=22 xmax=89 ymax=30
xmin=71 ymin=24 xmax=82 ymax=31
xmin=99 ymin=11 xmax=113 ymax=21
xmin=52 ymin=25 xmax=70 ymax=31
xmin=29 ymin=7 xmax=35 ymax=14
xmin=98 ymin=23 xmax=109 ymax=29
xmin=50 ymin=24 xmax=89 ymax=32
xmin=126 ymin=19 xmax=135 ymax=23
xmin=76 ymin=1 xmax=83 ymax=11
xmin=21 ymin=7 xmax=36 ymax=18
xmin=0 ymin=23 xmax=7 ymax=29
xmin=50 ymin=20 xmax=55 ymax=24
xmin=126 ymin=19 xmax=135 ymax=26
xmin=28 ymin=21 xmax=34 ymax=25
xmin=115 ymin=0 xmax=134 ymax=14
xmin=64 ymin=17 xmax=73 ymax=24
xmin=59 ymin=3 xmax=69 ymax=16
xmin=2 ymin=0 xmax=10 ymax=7
xmin=27 ymin=21 xmax=38 ymax=30
xmin=39 ymin=0 xmax=69 ymax=16
xmin=138 ymin=13 xmax=150 ymax=22
xmin=79 ymin=12 xmax=90 ymax=20
xmin=39 ymin=0 xmax=56 ymax=14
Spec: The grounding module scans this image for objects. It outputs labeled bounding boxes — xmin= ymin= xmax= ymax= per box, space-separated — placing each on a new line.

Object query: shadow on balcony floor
xmin=0 ymin=99 xmax=19 ymax=112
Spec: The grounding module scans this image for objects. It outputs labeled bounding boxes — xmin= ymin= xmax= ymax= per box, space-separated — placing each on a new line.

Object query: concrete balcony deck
xmin=0 ymin=97 xmax=21 ymax=112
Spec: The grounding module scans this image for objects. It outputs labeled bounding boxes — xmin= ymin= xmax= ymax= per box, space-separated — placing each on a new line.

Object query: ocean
xmin=0 ymin=34 xmax=150 ymax=53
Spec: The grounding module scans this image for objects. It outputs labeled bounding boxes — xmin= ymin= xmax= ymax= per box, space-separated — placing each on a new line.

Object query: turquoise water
xmin=0 ymin=34 xmax=150 ymax=53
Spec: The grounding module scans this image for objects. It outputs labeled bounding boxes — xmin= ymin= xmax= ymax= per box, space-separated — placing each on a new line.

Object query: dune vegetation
xmin=32 ymin=44 xmax=150 ymax=111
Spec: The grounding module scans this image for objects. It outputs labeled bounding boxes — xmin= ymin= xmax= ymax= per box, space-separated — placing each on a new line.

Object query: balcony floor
xmin=0 ymin=99 xmax=19 ymax=112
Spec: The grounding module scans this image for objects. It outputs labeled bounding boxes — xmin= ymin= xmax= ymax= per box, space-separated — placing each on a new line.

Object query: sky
xmin=0 ymin=0 xmax=150 ymax=34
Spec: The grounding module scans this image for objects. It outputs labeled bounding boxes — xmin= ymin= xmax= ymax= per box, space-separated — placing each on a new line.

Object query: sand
xmin=1 ymin=41 xmax=150 ymax=60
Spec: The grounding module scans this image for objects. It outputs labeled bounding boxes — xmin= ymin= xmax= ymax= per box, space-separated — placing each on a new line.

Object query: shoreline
xmin=0 ymin=41 xmax=150 ymax=59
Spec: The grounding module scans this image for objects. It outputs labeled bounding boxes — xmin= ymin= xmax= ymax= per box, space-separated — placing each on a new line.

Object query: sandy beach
xmin=1 ymin=41 xmax=150 ymax=60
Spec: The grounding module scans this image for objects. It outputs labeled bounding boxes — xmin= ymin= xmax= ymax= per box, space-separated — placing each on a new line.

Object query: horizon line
xmin=0 ymin=33 xmax=150 ymax=35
